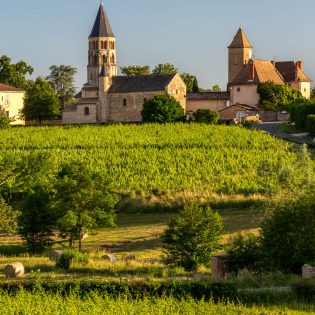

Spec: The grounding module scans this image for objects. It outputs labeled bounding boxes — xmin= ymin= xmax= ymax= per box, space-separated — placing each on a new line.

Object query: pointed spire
xmin=228 ymin=27 xmax=253 ymax=49
xmin=89 ymin=3 xmax=115 ymax=38
xmin=100 ymin=62 xmax=107 ymax=77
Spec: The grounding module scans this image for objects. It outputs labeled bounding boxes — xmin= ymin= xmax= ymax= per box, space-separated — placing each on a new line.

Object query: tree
xmin=162 ymin=205 xmax=223 ymax=272
xmin=141 ymin=95 xmax=185 ymax=123
xmin=0 ymin=55 xmax=33 ymax=89
xmin=46 ymin=65 xmax=77 ymax=110
xmin=311 ymin=88 xmax=315 ymax=101
xmin=261 ymin=192 xmax=315 ymax=274
xmin=181 ymin=73 xmax=199 ymax=93
xmin=23 ymin=77 xmax=60 ymax=122
xmin=0 ymin=113 xmax=12 ymax=129
xmin=121 ymin=65 xmax=150 ymax=76
xmin=18 ymin=185 xmax=57 ymax=253
xmin=211 ymin=85 xmax=221 ymax=92
xmin=258 ymin=81 xmax=304 ymax=111
xmin=152 ymin=63 xmax=178 ymax=75
xmin=193 ymin=109 xmax=219 ymax=124
xmin=54 ymin=162 xmax=119 ymax=251
xmin=0 ymin=198 xmax=19 ymax=234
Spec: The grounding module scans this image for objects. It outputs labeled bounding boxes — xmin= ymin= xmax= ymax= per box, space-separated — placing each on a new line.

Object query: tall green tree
xmin=141 ymin=95 xmax=185 ymax=123
xmin=0 ymin=55 xmax=33 ymax=89
xmin=0 ymin=198 xmax=19 ymax=235
xmin=23 ymin=77 xmax=60 ymax=122
xmin=46 ymin=65 xmax=77 ymax=110
xmin=180 ymin=73 xmax=199 ymax=93
xmin=55 ymin=162 xmax=119 ymax=251
xmin=152 ymin=63 xmax=178 ymax=75
xmin=162 ymin=205 xmax=223 ymax=272
xmin=120 ymin=65 xmax=150 ymax=76
xmin=18 ymin=185 xmax=56 ymax=253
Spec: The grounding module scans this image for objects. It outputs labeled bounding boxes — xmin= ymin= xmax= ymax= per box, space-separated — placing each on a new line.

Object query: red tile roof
xmin=0 ymin=83 xmax=24 ymax=92
xmin=275 ymin=61 xmax=311 ymax=83
xmin=228 ymin=28 xmax=253 ymax=49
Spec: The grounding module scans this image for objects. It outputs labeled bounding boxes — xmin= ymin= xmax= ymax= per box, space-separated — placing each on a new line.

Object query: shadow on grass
xmin=29 ymin=264 xmax=186 ymax=279
xmin=0 ymin=245 xmax=28 ymax=257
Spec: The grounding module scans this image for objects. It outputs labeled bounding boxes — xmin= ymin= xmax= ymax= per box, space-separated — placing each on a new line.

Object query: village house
xmin=0 ymin=83 xmax=25 ymax=125
xmin=63 ymin=3 xmax=186 ymax=124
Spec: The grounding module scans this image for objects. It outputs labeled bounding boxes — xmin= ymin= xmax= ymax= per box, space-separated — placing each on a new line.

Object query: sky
xmin=1 ymin=0 xmax=314 ymax=90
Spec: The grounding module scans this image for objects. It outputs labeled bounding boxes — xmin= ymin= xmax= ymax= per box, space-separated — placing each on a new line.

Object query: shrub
xmin=193 ymin=109 xmax=219 ymax=124
xmin=261 ymin=193 xmax=315 ymax=274
xmin=141 ymin=95 xmax=185 ymax=123
xmin=56 ymin=249 xmax=88 ymax=270
xmin=162 ymin=205 xmax=223 ymax=272
xmin=306 ymin=115 xmax=315 ymax=136
xmin=290 ymin=101 xmax=315 ymax=129
xmin=0 ymin=113 xmax=12 ymax=129
xmin=226 ymin=233 xmax=264 ymax=274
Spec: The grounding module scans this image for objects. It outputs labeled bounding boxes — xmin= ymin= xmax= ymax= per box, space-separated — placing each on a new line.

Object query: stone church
xmin=63 ymin=3 xmax=186 ymax=124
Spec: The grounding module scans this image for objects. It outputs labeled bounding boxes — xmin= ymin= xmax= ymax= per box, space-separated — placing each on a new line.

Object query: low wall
xmin=259 ymin=111 xmax=290 ymax=122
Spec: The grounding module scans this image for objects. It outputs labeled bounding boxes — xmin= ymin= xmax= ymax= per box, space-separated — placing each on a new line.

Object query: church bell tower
xmin=87 ymin=2 xmax=117 ymax=87
xmin=228 ymin=28 xmax=253 ymax=85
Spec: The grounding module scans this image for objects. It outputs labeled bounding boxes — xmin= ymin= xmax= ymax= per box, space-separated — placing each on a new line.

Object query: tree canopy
xmin=258 ymin=81 xmax=304 ymax=110
xmin=120 ymin=65 xmax=150 ymax=76
xmin=141 ymin=95 xmax=185 ymax=123
xmin=180 ymin=73 xmax=199 ymax=93
xmin=55 ymin=162 xmax=119 ymax=251
xmin=46 ymin=65 xmax=77 ymax=110
xmin=152 ymin=63 xmax=178 ymax=75
xmin=23 ymin=77 xmax=60 ymax=122
xmin=0 ymin=55 xmax=33 ymax=89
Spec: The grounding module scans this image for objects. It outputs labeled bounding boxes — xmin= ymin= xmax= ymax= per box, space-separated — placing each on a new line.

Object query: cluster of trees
xmin=162 ymin=146 xmax=315 ymax=274
xmin=257 ymin=81 xmax=305 ymax=111
xmin=0 ymin=155 xmax=118 ymax=253
xmin=121 ymin=63 xmax=221 ymax=93
xmin=0 ymin=55 xmax=77 ymax=123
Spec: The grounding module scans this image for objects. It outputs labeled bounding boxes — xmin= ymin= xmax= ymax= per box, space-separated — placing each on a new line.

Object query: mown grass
xmin=0 ymin=291 xmax=313 ymax=315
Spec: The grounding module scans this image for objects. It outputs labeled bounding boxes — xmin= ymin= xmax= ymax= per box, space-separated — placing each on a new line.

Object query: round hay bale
xmin=4 ymin=262 xmax=24 ymax=278
xmin=101 ymin=254 xmax=118 ymax=262
xmin=122 ymin=254 xmax=137 ymax=261
xmin=49 ymin=250 xmax=64 ymax=262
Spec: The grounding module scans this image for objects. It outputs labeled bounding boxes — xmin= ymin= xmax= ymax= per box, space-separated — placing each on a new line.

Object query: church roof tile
xmin=89 ymin=3 xmax=115 ymax=38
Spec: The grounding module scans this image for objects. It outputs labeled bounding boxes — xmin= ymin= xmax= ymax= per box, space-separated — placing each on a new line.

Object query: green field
xmin=1 ymin=124 xmax=295 ymax=196
xmin=0 ymin=292 xmax=313 ymax=315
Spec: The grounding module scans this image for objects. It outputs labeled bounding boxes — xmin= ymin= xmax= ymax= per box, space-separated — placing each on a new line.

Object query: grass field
xmin=0 ymin=291 xmax=313 ymax=315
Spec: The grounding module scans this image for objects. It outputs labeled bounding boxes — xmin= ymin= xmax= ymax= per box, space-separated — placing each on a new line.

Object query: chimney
xmin=247 ymin=61 xmax=254 ymax=82
xmin=296 ymin=61 xmax=303 ymax=71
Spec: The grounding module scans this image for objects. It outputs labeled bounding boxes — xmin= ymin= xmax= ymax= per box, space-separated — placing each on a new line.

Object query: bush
xmin=162 ymin=205 xmax=223 ymax=272
xmin=306 ymin=115 xmax=315 ymax=136
xmin=290 ymin=101 xmax=315 ymax=129
xmin=141 ymin=95 xmax=185 ymax=123
xmin=226 ymin=233 xmax=264 ymax=274
xmin=261 ymin=193 xmax=315 ymax=274
xmin=0 ymin=113 xmax=11 ymax=129
xmin=193 ymin=109 xmax=219 ymax=124
xmin=56 ymin=249 xmax=88 ymax=270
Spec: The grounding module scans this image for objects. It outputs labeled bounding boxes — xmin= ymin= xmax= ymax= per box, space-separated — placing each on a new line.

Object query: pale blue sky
xmin=1 ymin=0 xmax=314 ymax=90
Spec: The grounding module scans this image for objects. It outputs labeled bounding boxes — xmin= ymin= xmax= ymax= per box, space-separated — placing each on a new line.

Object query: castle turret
xmin=228 ymin=28 xmax=253 ymax=85
xmin=87 ymin=3 xmax=117 ymax=87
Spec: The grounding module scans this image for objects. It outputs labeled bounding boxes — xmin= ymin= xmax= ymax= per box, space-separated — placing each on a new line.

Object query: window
xmin=304 ymin=88 xmax=307 ymax=93
xmin=144 ymin=98 xmax=147 ymax=103
xmin=84 ymin=107 xmax=90 ymax=116
xmin=101 ymin=41 xmax=104 ymax=49
xmin=123 ymin=99 xmax=127 ymax=107
xmin=237 ymin=87 xmax=241 ymax=92
xmin=104 ymin=41 xmax=108 ymax=49
xmin=103 ymin=55 xmax=107 ymax=64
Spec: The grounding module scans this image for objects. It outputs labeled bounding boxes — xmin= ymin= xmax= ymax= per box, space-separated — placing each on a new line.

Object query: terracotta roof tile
xmin=228 ymin=28 xmax=253 ymax=49
xmin=275 ymin=61 xmax=311 ymax=83
xmin=0 ymin=83 xmax=24 ymax=92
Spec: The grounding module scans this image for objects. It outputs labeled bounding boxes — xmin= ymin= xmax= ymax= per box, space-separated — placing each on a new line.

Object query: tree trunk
xmin=78 ymin=226 xmax=83 ymax=252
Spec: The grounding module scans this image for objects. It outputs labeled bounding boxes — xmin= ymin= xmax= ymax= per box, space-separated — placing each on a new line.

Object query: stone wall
xmin=219 ymin=105 xmax=258 ymax=121
xmin=211 ymin=255 xmax=229 ymax=280
xmin=259 ymin=111 xmax=290 ymax=122
xmin=108 ymin=91 xmax=159 ymax=122
xmin=166 ymin=74 xmax=187 ymax=111
xmin=302 ymin=265 xmax=315 ymax=279
xmin=186 ymin=99 xmax=227 ymax=113
xmin=63 ymin=104 xmax=98 ymax=124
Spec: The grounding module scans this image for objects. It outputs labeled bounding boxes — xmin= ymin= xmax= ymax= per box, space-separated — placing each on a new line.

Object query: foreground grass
xmin=0 ymin=291 xmax=313 ymax=315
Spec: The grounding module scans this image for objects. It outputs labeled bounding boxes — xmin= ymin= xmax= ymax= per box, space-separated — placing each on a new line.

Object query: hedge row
xmin=0 ymin=280 xmax=238 ymax=302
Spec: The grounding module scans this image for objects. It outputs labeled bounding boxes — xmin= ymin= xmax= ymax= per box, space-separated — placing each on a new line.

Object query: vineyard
xmin=0 ymin=124 xmax=296 ymax=195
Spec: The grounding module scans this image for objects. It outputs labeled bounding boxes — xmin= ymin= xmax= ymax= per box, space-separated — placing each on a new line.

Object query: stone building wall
xmin=63 ymin=104 xmax=98 ymax=124
xmin=108 ymin=91 xmax=160 ymax=122
xmin=166 ymin=74 xmax=186 ymax=111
